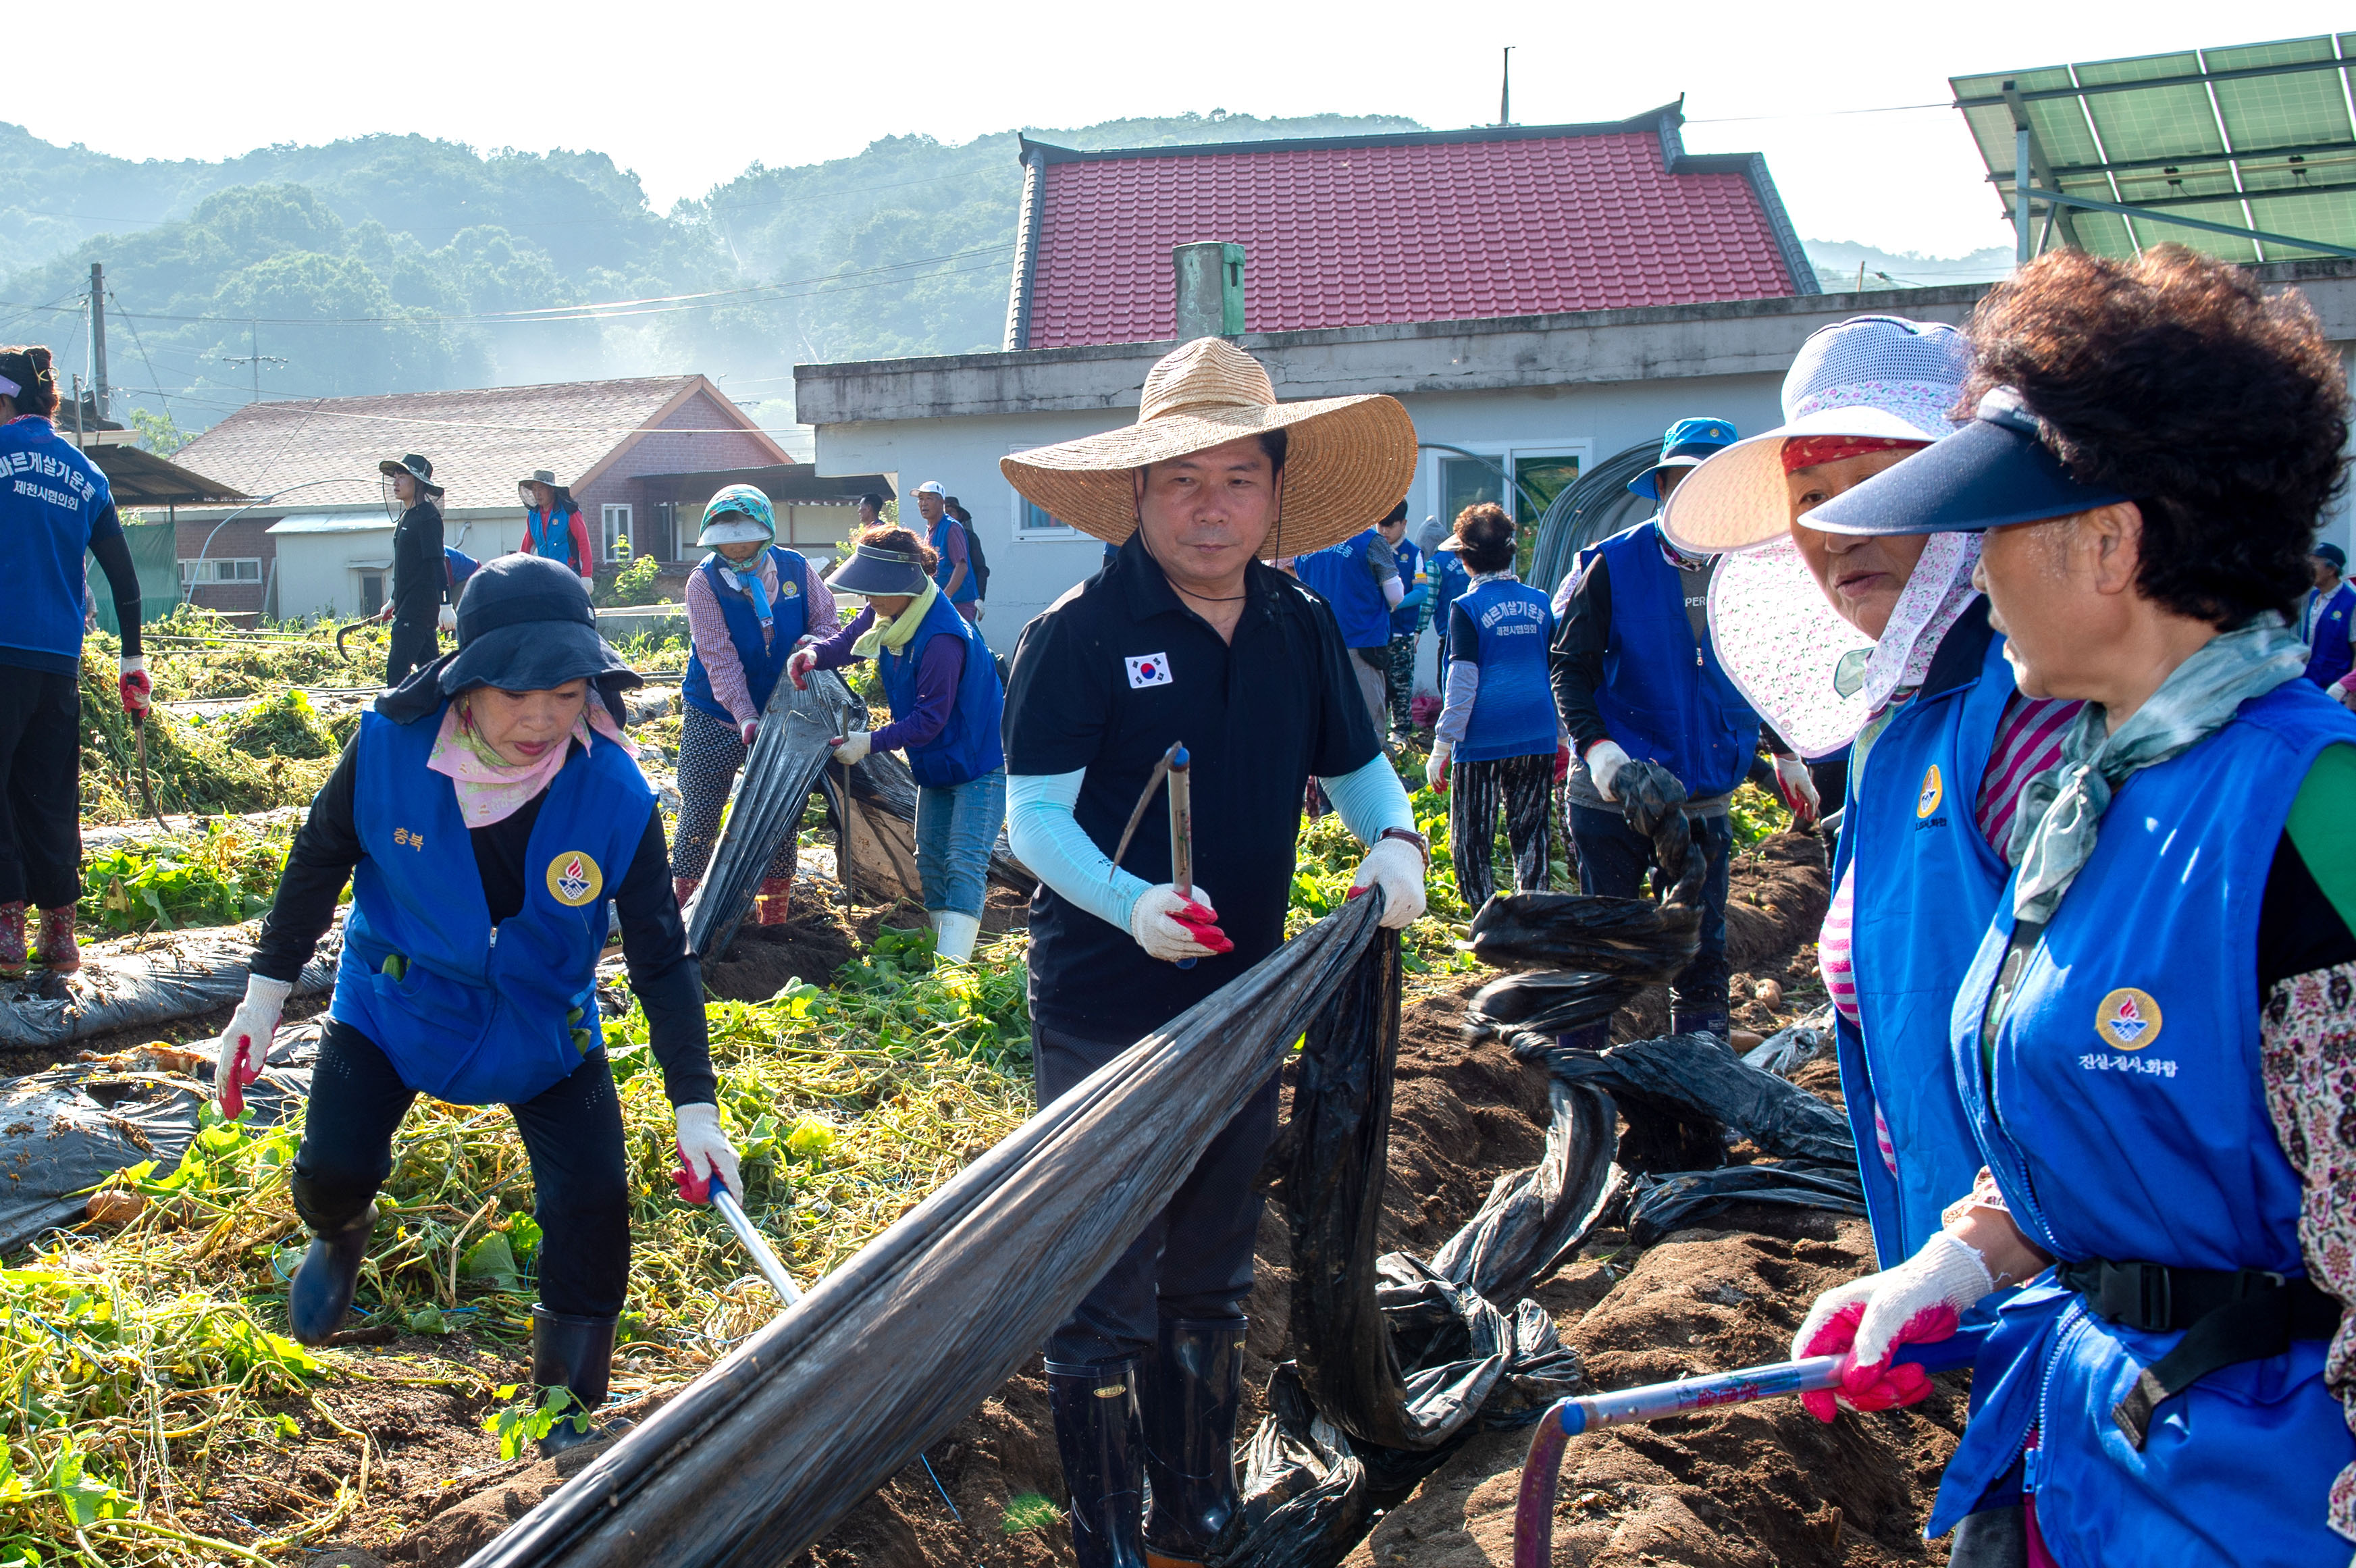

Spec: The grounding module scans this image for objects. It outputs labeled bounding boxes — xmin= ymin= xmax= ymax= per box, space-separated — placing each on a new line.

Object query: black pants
xmin=1447 ymin=751 xmax=1553 ymax=910
xmin=292 ymin=1018 xmax=632 ymax=1317
xmin=0 ymin=669 xmax=82 ymax=910
xmin=1037 ymin=1022 xmax=1280 ymax=1365
xmin=386 ymin=619 xmax=439 ymax=688
xmin=1568 ymin=802 xmax=1733 ymax=1023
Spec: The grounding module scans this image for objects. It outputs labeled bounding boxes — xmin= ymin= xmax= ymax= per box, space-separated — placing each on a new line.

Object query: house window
xmin=602 ymin=504 xmax=633 ymax=562
xmin=178 ymin=558 xmax=263 ymax=585
xmin=357 ymin=572 xmax=385 ymax=617
xmin=1438 ymin=458 xmax=1501 ymax=528
xmin=1008 ymin=442 xmax=1084 ymax=538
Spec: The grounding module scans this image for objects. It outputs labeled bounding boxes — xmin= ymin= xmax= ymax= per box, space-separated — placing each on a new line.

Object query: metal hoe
xmin=1107 ymin=741 xmax=1199 ymax=968
xmin=131 ymin=710 xmax=166 ymax=829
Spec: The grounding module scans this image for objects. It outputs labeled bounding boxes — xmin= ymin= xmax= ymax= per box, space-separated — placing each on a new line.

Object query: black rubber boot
xmin=531 ymin=1305 xmax=621 ymax=1459
xmin=1046 ymin=1359 xmax=1149 ymax=1568
xmin=1555 ymin=1022 xmax=1611 ymax=1054
xmin=1671 ymin=1010 xmax=1731 ymax=1043
xmin=1142 ymin=1317 xmax=1247 ymax=1567
xmin=286 ymin=1201 xmax=375 ymax=1346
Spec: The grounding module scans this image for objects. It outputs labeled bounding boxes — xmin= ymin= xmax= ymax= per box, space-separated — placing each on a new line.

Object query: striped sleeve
xmin=1974 ymin=694 xmax=2081 ymax=862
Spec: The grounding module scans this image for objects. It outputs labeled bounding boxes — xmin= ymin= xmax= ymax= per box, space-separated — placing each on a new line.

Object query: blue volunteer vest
xmin=1833 ymin=610 xmax=2016 ymax=1268
xmin=1592 ymin=522 xmax=1759 ymax=799
xmin=1390 ymin=538 xmax=1423 ymax=637
xmin=1450 ymin=578 xmax=1557 ymax=762
xmin=928 ymin=514 xmax=979 ymax=604
xmin=683 ymin=548 xmax=810 ymax=721
xmin=1930 ymin=680 xmax=2356 ymax=1565
xmin=2305 ymin=581 xmax=2355 ymax=689
xmin=1431 ymin=546 xmax=1471 ymax=678
xmin=0 ymin=417 xmax=113 ymax=664
xmin=331 ymin=704 xmax=653 ymax=1107
xmin=525 ymin=506 xmax=587 ymax=575
xmin=880 ymin=590 xmax=1004 ymax=787
xmin=1294 ymin=528 xmax=1395 ymax=649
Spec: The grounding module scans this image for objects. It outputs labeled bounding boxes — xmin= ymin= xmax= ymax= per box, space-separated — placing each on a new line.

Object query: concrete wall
xmin=269 ymin=507 xmax=514 ymax=622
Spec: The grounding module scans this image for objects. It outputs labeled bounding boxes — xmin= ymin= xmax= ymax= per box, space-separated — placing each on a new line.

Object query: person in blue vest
xmin=517 ymin=469 xmax=595 ymax=591
xmin=208 ymin=554 xmax=741 ymax=1454
xmin=1425 ymin=504 xmax=1561 ymax=908
xmin=1293 ymin=509 xmax=1405 ymax=732
xmin=1379 ymin=503 xmax=1426 ymax=741
xmin=1550 ymin=415 xmax=1812 ymax=1041
xmin=0 ymin=344 xmax=150 ymax=977
xmin=1425 ymin=514 xmax=1469 ymax=693
xmin=2302 ymin=542 xmax=2355 ymax=698
xmin=911 ymin=480 xmax=981 ymax=625
xmin=1662 ymin=315 xmax=2077 ymax=1274
xmin=786 ymin=527 xmax=1005 ymax=962
xmin=1787 ymin=248 xmax=2356 ymax=1568
xmin=675 ymin=485 xmax=839 ymax=924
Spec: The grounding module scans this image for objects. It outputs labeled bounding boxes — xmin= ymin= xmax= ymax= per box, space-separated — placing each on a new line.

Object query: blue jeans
xmin=1567 ymin=802 xmax=1733 ymax=1026
xmin=916 ymin=768 xmax=1005 ymax=918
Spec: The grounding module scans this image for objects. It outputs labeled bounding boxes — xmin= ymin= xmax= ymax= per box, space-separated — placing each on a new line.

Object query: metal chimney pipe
xmin=1173 ymin=242 xmax=1246 ymax=340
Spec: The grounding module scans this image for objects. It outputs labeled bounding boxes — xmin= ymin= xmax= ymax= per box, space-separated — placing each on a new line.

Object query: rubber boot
xmin=531 ymin=1305 xmax=621 ymax=1458
xmin=0 ymin=903 xmax=24 ymax=978
xmin=1671 ymin=1010 xmax=1731 ymax=1045
xmin=933 ymin=910 xmax=980 ymax=964
xmin=1047 ymin=1359 xmax=1149 ymax=1568
xmin=34 ymin=906 xmax=78 ymax=974
xmin=287 ymin=1201 xmax=376 ymax=1346
xmin=1143 ymin=1317 xmax=1247 ymax=1567
xmin=753 ymin=877 xmax=792 ymax=926
xmin=1555 ymin=1022 xmax=1611 ymax=1055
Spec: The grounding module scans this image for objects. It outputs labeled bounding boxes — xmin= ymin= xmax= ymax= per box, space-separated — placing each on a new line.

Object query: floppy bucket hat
xmin=379 ymin=452 xmax=444 ymax=494
xmin=999 ymin=337 xmax=1417 ymax=554
xmin=1628 ymin=417 xmax=1738 ymax=502
xmin=517 ymin=467 xmax=566 ymax=502
xmin=827 ymin=542 xmax=933 ymax=598
xmin=382 ymin=554 xmax=641 ymax=727
xmin=696 ymin=484 xmax=777 ymax=548
xmin=1660 ymin=317 xmax=1970 ymax=555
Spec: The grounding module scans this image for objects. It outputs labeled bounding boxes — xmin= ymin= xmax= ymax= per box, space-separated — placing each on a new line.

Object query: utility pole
xmin=219 ymin=319 xmax=287 ymax=406
xmin=1499 ymin=47 xmax=1513 ymax=127
xmin=88 ymin=262 xmax=109 ymax=426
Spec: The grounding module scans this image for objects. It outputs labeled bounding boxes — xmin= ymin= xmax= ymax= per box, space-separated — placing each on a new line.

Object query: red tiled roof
xmin=1012 ymin=107 xmax=1809 ymax=350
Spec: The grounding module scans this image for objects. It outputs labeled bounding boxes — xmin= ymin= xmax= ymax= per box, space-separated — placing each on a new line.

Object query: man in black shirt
xmin=378 ymin=453 xmax=446 ymax=688
xmin=1001 ymin=337 xmax=1430 ymax=1568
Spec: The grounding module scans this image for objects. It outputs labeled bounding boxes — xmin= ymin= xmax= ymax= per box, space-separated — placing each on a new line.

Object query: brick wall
xmin=573 ymin=390 xmax=779 ymax=565
xmin=174 ymin=514 xmax=278 ymax=617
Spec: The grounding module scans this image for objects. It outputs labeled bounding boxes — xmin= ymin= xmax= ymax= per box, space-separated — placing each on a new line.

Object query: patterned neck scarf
xmin=2009 ymin=613 xmax=2306 ymax=922
xmin=427 ymin=695 xmax=633 ymax=828
xmin=1856 ymin=532 xmax=1984 ymax=715
xmin=718 ymin=550 xmax=775 ymax=628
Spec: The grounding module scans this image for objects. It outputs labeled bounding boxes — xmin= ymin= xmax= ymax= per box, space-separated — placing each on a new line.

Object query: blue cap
xmin=2315 ymin=542 xmax=2347 ymax=570
xmin=1804 ymin=388 xmax=2132 ymax=537
xmin=1628 ymin=417 xmax=1738 ymax=501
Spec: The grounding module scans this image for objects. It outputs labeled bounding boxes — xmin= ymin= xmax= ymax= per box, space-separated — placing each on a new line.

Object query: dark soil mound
xmin=702 ymin=909 xmax=861 ymax=1001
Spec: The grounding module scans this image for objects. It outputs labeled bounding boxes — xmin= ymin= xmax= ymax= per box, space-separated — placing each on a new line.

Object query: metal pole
xmin=1500 ymin=47 xmax=1513 ymax=127
xmin=2015 ymin=126 xmax=2033 ymax=265
xmin=88 ymin=263 xmax=108 ymax=425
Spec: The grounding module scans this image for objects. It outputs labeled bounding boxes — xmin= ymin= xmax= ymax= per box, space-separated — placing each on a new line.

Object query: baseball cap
xmin=913 ymin=480 xmax=947 ymax=497
xmin=2314 ymin=542 xmax=2347 ymax=569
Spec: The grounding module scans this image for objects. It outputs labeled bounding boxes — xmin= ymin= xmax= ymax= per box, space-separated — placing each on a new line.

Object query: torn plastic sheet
xmin=1742 ymin=1006 xmax=1837 ymax=1078
xmin=0 ymin=1025 xmax=318 ymax=1255
xmin=0 ymin=917 xmax=341 ymax=1052
xmin=463 ymin=896 xmax=1388 ymax=1568
xmin=839 ymin=748 xmax=1032 ymax=897
xmin=1623 ymin=1164 xmax=1866 ymax=1246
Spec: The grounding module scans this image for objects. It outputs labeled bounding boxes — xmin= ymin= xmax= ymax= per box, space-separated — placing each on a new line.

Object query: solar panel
xmin=1951 ymin=34 xmax=2356 ymax=262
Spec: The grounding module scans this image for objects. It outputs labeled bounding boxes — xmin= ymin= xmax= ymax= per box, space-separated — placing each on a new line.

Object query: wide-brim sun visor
xmin=827 ymin=543 xmax=932 ymax=598
xmin=696 ymin=517 xmax=773 ymax=548
xmin=1803 ymin=392 xmax=2133 ymax=537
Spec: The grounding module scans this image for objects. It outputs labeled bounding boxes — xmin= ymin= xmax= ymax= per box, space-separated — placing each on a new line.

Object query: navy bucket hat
xmin=1627 ymin=417 xmax=1739 ymax=502
xmin=1804 ymin=388 xmax=2133 ymax=537
xmin=379 ymin=554 xmax=640 ymax=726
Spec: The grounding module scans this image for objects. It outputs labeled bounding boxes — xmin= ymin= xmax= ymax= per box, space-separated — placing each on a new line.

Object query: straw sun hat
xmin=999 ymin=337 xmax=1417 ymax=555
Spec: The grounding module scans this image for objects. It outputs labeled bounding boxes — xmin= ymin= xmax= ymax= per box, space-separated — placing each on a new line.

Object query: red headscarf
xmin=1780 ymin=435 xmax=1925 ymax=474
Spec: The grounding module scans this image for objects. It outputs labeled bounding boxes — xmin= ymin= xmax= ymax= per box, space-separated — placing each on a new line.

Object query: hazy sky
xmin=49 ymin=3 xmax=2356 ymax=262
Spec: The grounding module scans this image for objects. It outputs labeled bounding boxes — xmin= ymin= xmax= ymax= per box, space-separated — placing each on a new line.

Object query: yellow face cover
xmin=851 ymin=578 xmax=940 ymax=660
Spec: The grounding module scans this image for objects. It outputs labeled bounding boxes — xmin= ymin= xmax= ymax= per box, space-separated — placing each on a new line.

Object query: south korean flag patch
xmin=1126 ymin=652 xmax=1174 ymax=689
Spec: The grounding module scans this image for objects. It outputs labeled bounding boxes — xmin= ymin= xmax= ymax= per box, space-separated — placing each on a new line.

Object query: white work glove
xmin=1425 ymin=739 xmax=1452 ymax=792
xmin=1772 ymin=754 xmax=1821 ymax=826
xmin=213 ymin=973 xmax=292 ymax=1114
xmin=786 ymin=646 xmax=820 ymax=691
xmin=1128 ymin=885 xmax=1232 ymax=963
xmin=739 ymin=717 xmax=759 ymax=748
xmin=436 ymin=603 xmax=457 ymax=633
xmin=673 ymin=1102 xmax=743 ymax=1202
xmin=1789 ymin=1230 xmax=1993 ymax=1421
xmin=829 ymin=731 xmax=872 ymax=768
xmin=579 ymin=573 xmax=596 ymax=598
xmin=117 ymin=655 xmax=151 ymax=716
xmin=1347 ymin=836 xmax=1427 ymax=929
xmin=1585 ymin=739 xmax=1631 ymax=800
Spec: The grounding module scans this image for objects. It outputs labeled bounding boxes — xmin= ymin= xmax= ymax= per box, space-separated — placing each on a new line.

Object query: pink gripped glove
xmin=1788 ymin=1230 xmax=1993 ymax=1420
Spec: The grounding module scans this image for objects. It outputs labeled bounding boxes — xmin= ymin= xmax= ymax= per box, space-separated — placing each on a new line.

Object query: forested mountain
xmin=0 ymin=111 xmax=1419 ymax=436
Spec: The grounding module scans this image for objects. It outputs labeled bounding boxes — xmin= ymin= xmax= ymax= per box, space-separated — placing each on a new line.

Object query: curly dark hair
xmin=0 ymin=346 xmax=59 ymax=417
xmin=1455 ymin=501 xmax=1516 ymax=573
xmin=857 ymin=523 xmax=939 ymax=574
xmin=1963 ymin=246 xmax=2349 ymax=627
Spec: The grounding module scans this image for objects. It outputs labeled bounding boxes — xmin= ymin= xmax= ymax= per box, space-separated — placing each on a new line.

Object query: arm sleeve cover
xmin=1317 ymin=752 xmax=1417 ymax=846
xmin=1437 ymin=661 xmax=1480 ymax=745
xmin=1005 ymin=769 xmax=1151 ymax=934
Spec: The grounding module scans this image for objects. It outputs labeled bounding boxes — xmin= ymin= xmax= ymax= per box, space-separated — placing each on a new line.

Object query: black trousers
xmin=1037 ymin=1022 xmax=1280 ymax=1365
xmin=1446 ymin=751 xmax=1554 ymax=909
xmin=0 ymin=669 xmax=82 ymax=910
xmin=1568 ymin=802 xmax=1733 ymax=1022
xmin=386 ymin=619 xmax=439 ymax=688
xmin=292 ymin=1018 xmax=632 ymax=1317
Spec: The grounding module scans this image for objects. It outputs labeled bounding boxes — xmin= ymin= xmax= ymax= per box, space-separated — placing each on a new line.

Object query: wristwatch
xmin=1378 ymin=825 xmax=1430 ymax=869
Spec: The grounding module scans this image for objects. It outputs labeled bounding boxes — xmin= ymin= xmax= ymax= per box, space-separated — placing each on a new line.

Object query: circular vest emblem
xmin=546 ymin=852 xmax=605 ymax=908
xmin=1916 ymin=764 xmax=1944 ymax=819
xmin=2094 ymin=987 xmax=2162 ymax=1050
